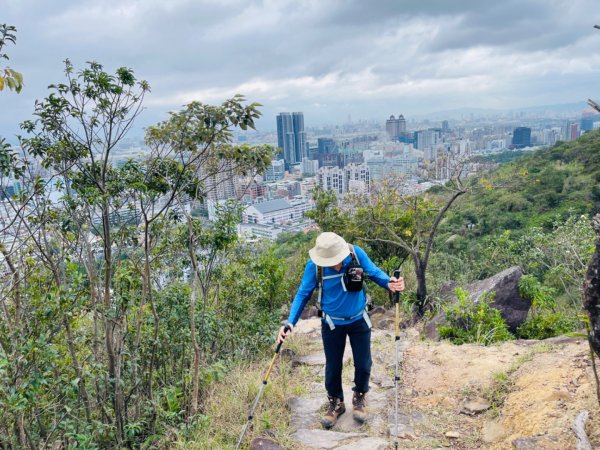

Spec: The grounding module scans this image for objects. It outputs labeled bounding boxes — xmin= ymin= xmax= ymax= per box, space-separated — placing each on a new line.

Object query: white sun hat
xmin=309 ymin=232 xmax=350 ymax=267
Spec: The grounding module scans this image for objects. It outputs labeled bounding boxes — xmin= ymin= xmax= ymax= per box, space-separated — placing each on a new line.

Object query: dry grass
xmin=174 ymin=335 xmax=313 ymax=449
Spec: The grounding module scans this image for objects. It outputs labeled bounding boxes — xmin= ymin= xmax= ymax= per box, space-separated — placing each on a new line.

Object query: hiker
xmin=277 ymin=232 xmax=404 ymax=428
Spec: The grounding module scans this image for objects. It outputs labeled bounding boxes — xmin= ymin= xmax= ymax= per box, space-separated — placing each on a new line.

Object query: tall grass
xmin=175 ymin=336 xmax=313 ymax=449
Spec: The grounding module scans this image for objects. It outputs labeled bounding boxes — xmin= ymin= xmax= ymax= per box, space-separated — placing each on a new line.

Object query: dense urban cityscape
xmin=3 ymin=104 xmax=598 ymax=244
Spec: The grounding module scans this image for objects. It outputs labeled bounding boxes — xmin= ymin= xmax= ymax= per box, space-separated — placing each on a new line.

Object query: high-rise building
xmin=264 ymin=159 xmax=285 ymax=182
xmin=511 ymin=127 xmax=531 ymax=148
xmin=292 ymin=112 xmax=307 ymax=163
xmin=580 ymin=110 xmax=600 ymax=132
xmin=398 ymin=115 xmax=406 ymax=133
xmin=414 ymin=129 xmax=441 ymax=159
xmin=385 ymin=114 xmax=406 ymax=141
xmin=301 ymin=158 xmax=319 ymax=176
xmin=344 ymin=163 xmax=370 ymax=194
xmin=317 ymin=137 xmax=336 ymax=154
xmin=276 ymin=112 xmax=307 ymax=169
xmin=317 ymin=137 xmax=336 ymax=167
xmin=569 ymin=123 xmax=580 ymax=141
xmin=317 ymin=166 xmax=345 ymax=195
xmin=203 ymin=160 xmax=237 ymax=202
xmin=317 ymin=163 xmax=370 ymax=196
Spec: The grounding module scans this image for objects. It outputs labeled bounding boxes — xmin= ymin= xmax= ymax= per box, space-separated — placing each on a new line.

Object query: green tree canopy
xmin=0 ymin=24 xmax=23 ymax=92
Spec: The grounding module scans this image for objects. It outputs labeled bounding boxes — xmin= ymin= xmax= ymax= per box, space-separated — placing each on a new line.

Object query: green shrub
xmin=518 ymin=274 xmax=556 ymax=311
xmin=516 ymin=274 xmax=580 ymax=339
xmin=438 ymin=288 xmax=514 ymax=345
xmin=516 ymin=312 xmax=579 ymax=339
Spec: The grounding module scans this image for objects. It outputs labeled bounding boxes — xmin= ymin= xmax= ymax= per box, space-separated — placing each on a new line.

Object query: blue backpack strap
xmin=316 ymin=265 xmax=323 ymax=314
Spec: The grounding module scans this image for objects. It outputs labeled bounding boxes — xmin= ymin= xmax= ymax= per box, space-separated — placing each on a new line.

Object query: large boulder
xmin=465 ymin=266 xmax=530 ymax=331
xmin=424 ymin=266 xmax=531 ymax=340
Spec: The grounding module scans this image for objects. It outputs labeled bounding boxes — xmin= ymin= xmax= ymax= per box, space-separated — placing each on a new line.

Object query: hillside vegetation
xmin=425 ymin=131 xmax=598 ymax=298
xmin=440 ymin=130 xmax=600 ymax=238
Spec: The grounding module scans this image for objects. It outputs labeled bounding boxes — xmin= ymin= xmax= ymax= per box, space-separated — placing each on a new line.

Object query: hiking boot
xmin=352 ymin=392 xmax=367 ymax=423
xmin=321 ymin=396 xmax=345 ymax=429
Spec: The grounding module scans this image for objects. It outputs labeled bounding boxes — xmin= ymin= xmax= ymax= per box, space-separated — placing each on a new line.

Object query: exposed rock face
xmin=466 ymin=266 xmax=531 ymax=332
xmin=424 ymin=266 xmax=531 ymax=339
xmin=583 ymin=213 xmax=600 ymax=358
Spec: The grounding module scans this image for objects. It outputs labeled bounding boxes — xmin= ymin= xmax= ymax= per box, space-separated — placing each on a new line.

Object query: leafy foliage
xmin=0 ymin=24 xmax=23 ymax=93
xmin=0 ymin=58 xmax=277 ymax=448
xmin=516 ymin=313 xmax=579 ymax=340
xmin=518 ymin=274 xmax=556 ymax=312
xmin=438 ymin=288 xmax=514 ymax=345
xmin=413 ymin=133 xmax=598 ymax=343
xmin=304 ymin=185 xmax=347 ymax=232
xmin=515 ymin=274 xmax=580 ymax=339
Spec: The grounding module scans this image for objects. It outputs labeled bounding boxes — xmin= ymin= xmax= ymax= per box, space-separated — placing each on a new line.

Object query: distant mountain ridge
xmin=413 ymin=101 xmax=590 ymax=121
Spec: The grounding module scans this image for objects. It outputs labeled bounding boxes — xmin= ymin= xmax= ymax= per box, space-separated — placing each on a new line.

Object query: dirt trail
xmin=286 ymin=315 xmax=600 ymax=449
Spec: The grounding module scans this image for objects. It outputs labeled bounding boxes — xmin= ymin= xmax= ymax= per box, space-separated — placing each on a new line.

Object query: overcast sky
xmin=2 ymin=0 xmax=600 ymax=139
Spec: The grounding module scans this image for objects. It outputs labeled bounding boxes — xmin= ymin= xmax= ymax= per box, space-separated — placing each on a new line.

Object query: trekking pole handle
xmin=392 ymin=269 xmax=401 ymax=305
xmin=275 ymin=325 xmax=292 ymax=353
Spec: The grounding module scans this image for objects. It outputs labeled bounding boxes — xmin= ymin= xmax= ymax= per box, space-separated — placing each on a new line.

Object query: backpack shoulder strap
xmin=316 ymin=264 xmax=323 ymax=313
xmin=348 ymin=243 xmax=359 ymax=265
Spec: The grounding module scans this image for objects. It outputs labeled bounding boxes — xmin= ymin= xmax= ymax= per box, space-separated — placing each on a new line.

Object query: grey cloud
xmin=426 ymin=0 xmax=594 ymax=53
xmin=2 ymin=0 xmax=600 ymax=139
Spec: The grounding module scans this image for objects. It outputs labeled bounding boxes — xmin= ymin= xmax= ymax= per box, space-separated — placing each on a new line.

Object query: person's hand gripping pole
xmin=236 ymin=324 xmax=291 ymax=450
xmin=277 ymin=322 xmax=293 ymax=345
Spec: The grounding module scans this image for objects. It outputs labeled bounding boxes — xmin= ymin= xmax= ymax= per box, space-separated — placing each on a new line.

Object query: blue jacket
xmin=287 ymin=245 xmax=390 ymax=326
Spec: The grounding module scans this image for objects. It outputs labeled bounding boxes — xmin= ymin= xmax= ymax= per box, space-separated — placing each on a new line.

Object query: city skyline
xmin=2 ymin=0 xmax=600 ymax=139
xmin=276 ymin=112 xmax=307 ymax=168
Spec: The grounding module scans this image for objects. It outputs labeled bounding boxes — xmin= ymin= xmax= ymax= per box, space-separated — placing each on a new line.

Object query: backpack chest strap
xmin=322 ymin=273 xmax=343 ymax=280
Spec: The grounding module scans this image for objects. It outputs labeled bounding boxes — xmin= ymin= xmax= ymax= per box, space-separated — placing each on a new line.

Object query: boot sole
xmin=320 ymin=419 xmax=335 ymax=429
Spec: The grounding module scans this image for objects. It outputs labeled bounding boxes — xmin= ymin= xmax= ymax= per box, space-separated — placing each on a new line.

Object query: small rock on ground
xmin=512 ymin=436 xmax=564 ymax=450
xmin=249 ymin=437 xmax=285 ymax=450
xmin=461 ymin=397 xmax=491 ymax=415
xmin=445 ymin=431 xmax=460 ymax=438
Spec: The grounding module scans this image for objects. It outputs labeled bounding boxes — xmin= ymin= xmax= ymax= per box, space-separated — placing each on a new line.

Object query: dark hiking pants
xmin=321 ymin=317 xmax=372 ymax=400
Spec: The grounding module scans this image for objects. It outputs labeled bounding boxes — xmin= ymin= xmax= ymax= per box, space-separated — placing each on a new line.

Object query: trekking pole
xmin=390 ymin=268 xmax=402 ymax=450
xmin=235 ymin=325 xmax=291 ymax=450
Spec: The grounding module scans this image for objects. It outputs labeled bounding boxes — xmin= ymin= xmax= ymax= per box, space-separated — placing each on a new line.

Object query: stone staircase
xmin=285 ymin=318 xmax=414 ymax=450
